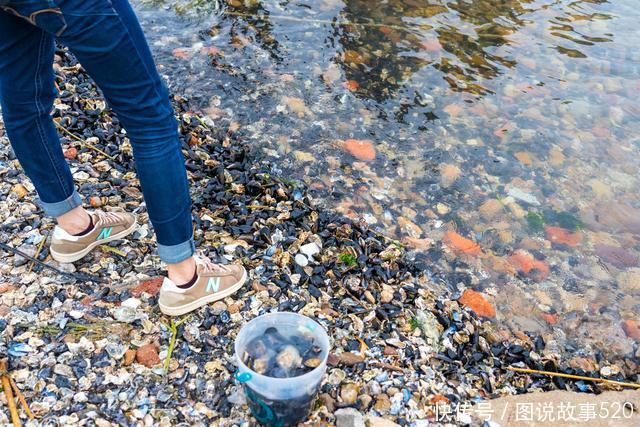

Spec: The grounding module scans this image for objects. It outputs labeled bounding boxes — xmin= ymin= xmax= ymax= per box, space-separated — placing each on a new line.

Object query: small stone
xmin=507 ymin=187 xmax=540 ymax=206
xmin=479 ymin=199 xmax=503 ymax=220
xmin=122 ymin=349 xmax=137 ymax=366
xmin=319 ymin=393 xmax=336 ymax=412
xmin=568 ymin=357 xmax=598 ymax=372
xmin=617 ymin=269 xmax=640 ymax=293
xmin=337 ymin=352 xmax=365 ymax=366
xmin=335 ymin=407 xmax=365 ymax=427
xmin=360 ymin=394 xmax=372 ymax=409
xmin=63 ymin=147 xmax=78 ymax=160
xmin=383 ymin=346 xmax=397 ymax=356
xmin=121 ymin=297 xmax=141 ymax=310
xmin=621 ymin=320 xmax=640 ymax=340
xmin=276 ymin=345 xmax=302 ymax=371
xmin=443 ymin=230 xmax=481 ymax=256
xmin=11 ymin=184 xmax=28 ymax=200
xmin=340 ymin=383 xmax=360 ymax=405
xmin=545 ymin=226 xmax=581 ymax=248
xmin=251 ymin=281 xmax=267 ymax=292
xmin=131 ymin=277 xmax=163 ymax=297
xmin=300 ymin=242 xmax=321 ymax=258
xmin=367 ymin=416 xmax=401 ymax=427
xmin=549 ymin=147 xmax=565 ymax=166
xmin=374 ymin=394 xmax=391 ymax=412
xmin=136 ymin=344 xmax=161 ymax=368
xmin=595 ymin=245 xmax=638 ymax=268
xmin=436 ymin=202 xmax=450 ymax=215
xmin=89 ymin=196 xmax=103 ymax=208
xmin=588 ymin=179 xmax=613 ymax=199
xmin=253 ymin=358 xmax=269 ymax=374
xmin=401 ymin=236 xmax=432 ymax=250
xmin=343 ymin=139 xmax=376 ymax=161
xmin=211 ymin=301 xmax=227 ymax=316
xmin=439 ymin=164 xmax=461 ymax=188
xmin=295 ymin=253 xmax=309 ymax=266
xmin=508 ymin=250 xmax=550 ymax=281
xmin=380 ymin=284 xmax=394 ymax=303
xmin=294 ymin=150 xmax=316 ymax=163
xmin=458 ymin=289 xmax=496 ymax=318
xmin=514 ymin=151 xmax=534 ymax=166
xmin=0 ymin=283 xmax=16 ymax=294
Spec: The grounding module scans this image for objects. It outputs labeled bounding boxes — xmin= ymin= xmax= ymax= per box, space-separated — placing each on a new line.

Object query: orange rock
xmin=344 ymin=80 xmax=359 ymax=91
xmin=343 ymin=139 xmax=376 ymax=161
xmin=514 ymin=151 xmax=533 ymax=167
xmin=458 ymin=289 xmax=496 ymax=318
xmin=63 ymin=147 xmax=78 ymax=160
xmin=508 ymin=250 xmax=550 ymax=281
xmin=621 ymin=319 xmax=640 ymax=340
xmin=123 ymin=349 xmax=137 ymax=366
xmin=540 ymin=312 xmax=559 ymax=325
xmin=136 ymin=343 xmax=161 ymax=368
xmin=89 ymin=196 xmax=103 ymax=208
xmin=443 ymin=230 xmax=481 ymax=256
xmin=0 ymin=283 xmax=15 ymax=294
xmin=443 ymin=104 xmax=463 ymax=117
xmin=429 ymin=394 xmax=450 ymax=405
xmin=200 ymin=46 xmax=220 ymax=56
xmin=545 ymin=226 xmax=581 ymax=248
xmin=379 ymin=26 xmax=393 ymax=35
xmin=131 ymin=277 xmax=164 ymax=297
xmin=421 ymin=39 xmax=442 ymax=52
xmin=343 ymin=50 xmax=365 ymax=64
xmin=172 ymin=48 xmax=190 ymax=60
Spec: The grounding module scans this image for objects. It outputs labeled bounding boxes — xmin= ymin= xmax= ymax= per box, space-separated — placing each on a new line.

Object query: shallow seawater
xmin=132 ymin=0 xmax=640 ymax=357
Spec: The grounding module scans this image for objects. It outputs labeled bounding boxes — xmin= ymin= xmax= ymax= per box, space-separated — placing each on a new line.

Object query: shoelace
xmin=95 ymin=210 xmax=124 ymax=226
xmin=199 ymin=257 xmax=231 ymax=274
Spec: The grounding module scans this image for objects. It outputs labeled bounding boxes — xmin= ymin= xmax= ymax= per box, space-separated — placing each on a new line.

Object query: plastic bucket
xmin=234 ymin=312 xmax=330 ymax=426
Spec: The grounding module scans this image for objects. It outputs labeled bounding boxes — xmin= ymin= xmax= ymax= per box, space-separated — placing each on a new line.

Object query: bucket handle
xmin=235 ymin=371 xmax=252 ymax=383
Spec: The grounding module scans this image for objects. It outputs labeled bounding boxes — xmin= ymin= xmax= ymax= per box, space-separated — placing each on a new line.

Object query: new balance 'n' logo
xmin=206 ymin=277 xmax=221 ymax=293
xmin=96 ymin=227 xmax=113 ymax=240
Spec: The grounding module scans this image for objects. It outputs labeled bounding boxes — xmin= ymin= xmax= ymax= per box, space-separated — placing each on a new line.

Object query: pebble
xmin=367 ymin=416 xmax=401 ymax=427
xmin=459 ymin=289 xmax=496 ymax=318
xmin=295 ymin=253 xmax=309 ymax=266
xmin=343 ymin=139 xmax=376 ymax=161
xmin=136 ymin=344 xmax=161 ymax=368
xmin=340 ymin=383 xmax=360 ymax=405
xmin=507 ymin=187 xmax=540 ymax=206
xmin=335 ymin=408 xmax=365 ymax=427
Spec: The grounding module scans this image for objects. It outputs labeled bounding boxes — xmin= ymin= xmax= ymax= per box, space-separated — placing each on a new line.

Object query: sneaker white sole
xmin=159 ymin=268 xmax=248 ymax=317
xmin=50 ymin=220 xmax=139 ymax=263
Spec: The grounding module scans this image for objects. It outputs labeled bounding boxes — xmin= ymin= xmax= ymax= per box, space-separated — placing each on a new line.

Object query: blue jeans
xmin=0 ymin=0 xmax=195 ymax=264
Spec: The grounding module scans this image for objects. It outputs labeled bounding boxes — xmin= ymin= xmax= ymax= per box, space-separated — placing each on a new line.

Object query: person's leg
xmin=0 ymin=8 xmax=91 ymax=234
xmin=52 ymin=0 xmax=196 ymax=280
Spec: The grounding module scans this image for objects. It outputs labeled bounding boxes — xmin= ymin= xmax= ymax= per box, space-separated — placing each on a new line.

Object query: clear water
xmin=132 ymin=0 xmax=640 ymax=358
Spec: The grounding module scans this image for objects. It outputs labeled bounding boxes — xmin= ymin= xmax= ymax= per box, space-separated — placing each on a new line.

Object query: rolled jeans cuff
xmin=37 ymin=190 xmax=83 ymax=217
xmin=157 ymin=237 xmax=196 ymax=264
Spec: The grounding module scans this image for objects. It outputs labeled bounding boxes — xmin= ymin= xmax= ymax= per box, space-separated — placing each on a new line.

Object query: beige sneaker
xmin=159 ymin=256 xmax=247 ymax=316
xmin=50 ymin=210 xmax=138 ymax=263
